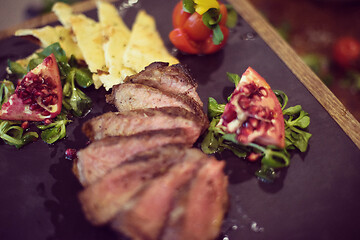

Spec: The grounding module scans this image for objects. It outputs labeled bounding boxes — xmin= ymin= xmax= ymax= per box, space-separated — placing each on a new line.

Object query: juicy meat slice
xmin=180 ymin=159 xmax=228 ymax=240
xmin=106 ymin=83 xmax=208 ymax=128
xmin=111 ymin=148 xmax=209 ymax=240
xmin=78 ymin=144 xmax=187 ymax=226
xmin=76 ymin=129 xmax=189 ymax=186
xmin=82 ymin=107 xmax=206 ymax=143
xmin=162 ymin=158 xmax=229 ymax=240
xmin=125 ymin=62 xmax=203 ymax=107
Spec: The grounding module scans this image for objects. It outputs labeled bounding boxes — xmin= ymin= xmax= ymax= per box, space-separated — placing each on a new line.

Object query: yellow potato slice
xmin=123 ymin=10 xmax=179 ymax=73
xmin=15 ymin=26 xmax=84 ymax=60
xmin=97 ymin=1 xmax=134 ymax=90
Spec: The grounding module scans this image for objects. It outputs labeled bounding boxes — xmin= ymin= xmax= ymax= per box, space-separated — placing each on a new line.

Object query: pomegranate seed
xmin=21 ymin=121 xmax=29 ymax=129
xmin=257 ymin=108 xmax=267 ymax=118
xmin=238 ymin=96 xmax=250 ymax=109
xmin=247 ymin=152 xmax=261 ymax=162
xmin=258 ymin=87 xmax=268 ymax=97
xmin=222 ymin=104 xmax=237 ymax=123
xmin=30 ymin=103 xmax=39 ymax=110
xmin=41 ymin=110 xmax=50 ymax=116
xmin=240 ymin=85 xmax=251 ymax=95
xmin=43 ymin=119 xmax=52 ymax=125
xmin=65 ymin=148 xmax=77 ymax=160
xmin=41 ymin=88 xmax=49 ymax=96
xmin=43 ymin=95 xmax=53 ymax=105
xmin=50 ymin=95 xmax=58 ymax=105
xmin=248 ymin=117 xmax=259 ymax=128
xmin=23 ymin=98 xmax=33 ymax=104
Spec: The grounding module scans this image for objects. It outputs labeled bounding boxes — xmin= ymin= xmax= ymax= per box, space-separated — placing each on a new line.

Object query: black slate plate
xmin=0 ymin=1 xmax=360 ymax=240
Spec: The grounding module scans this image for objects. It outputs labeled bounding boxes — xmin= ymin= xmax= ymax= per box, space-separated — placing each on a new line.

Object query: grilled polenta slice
xmin=123 ymin=10 xmax=179 ymax=73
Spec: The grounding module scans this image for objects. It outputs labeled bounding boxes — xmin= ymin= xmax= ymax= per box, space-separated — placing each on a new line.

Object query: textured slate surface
xmin=0 ymin=1 xmax=359 ymax=240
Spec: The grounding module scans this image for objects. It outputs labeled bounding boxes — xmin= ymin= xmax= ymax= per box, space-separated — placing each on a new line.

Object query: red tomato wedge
xmin=218 ymin=67 xmax=285 ymax=148
xmin=0 ymin=54 xmax=62 ymax=121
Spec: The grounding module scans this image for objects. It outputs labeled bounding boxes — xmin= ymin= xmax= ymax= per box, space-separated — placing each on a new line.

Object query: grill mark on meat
xmin=78 ymin=144 xmax=187 ymax=226
xmin=76 ymin=129 xmax=189 ymax=186
xmin=125 ymin=62 xmax=203 ymax=107
xmin=82 ymin=107 xmax=206 ymax=143
xmin=111 ymin=148 xmax=209 ymax=240
xmin=106 ymin=83 xmax=209 ymax=129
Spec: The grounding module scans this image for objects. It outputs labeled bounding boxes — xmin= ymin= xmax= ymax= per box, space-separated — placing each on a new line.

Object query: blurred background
xmin=0 ymin=0 xmax=359 ymax=121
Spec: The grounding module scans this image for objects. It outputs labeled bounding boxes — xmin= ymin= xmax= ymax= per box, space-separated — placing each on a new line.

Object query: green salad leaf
xmin=0 ymin=120 xmax=38 ymax=148
xmin=7 ymin=60 xmax=27 ymax=77
xmin=0 ymin=80 xmax=15 ymax=109
xmin=37 ymin=112 xmax=71 ymax=144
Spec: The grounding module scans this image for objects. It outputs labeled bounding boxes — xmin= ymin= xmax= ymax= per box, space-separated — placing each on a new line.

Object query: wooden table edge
xmin=229 ymin=0 xmax=360 ymax=149
xmin=0 ymin=0 xmax=359 ymax=149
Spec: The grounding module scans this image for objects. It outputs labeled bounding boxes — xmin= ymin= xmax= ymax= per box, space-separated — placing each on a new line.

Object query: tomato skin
xmin=332 ymin=36 xmax=360 ymax=69
xmin=202 ymin=25 xmax=229 ymax=54
xmin=173 ymin=1 xmax=190 ymax=28
xmin=183 ymin=12 xmax=212 ymax=41
xmin=170 ymin=1 xmax=229 ymax=55
xmin=219 ymin=4 xmax=228 ymax=26
xmin=169 ymin=28 xmax=199 ymax=54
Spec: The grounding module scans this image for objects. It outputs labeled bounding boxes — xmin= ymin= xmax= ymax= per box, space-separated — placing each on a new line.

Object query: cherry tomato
xmin=332 ymin=36 xmax=360 ymax=69
xmin=170 ymin=1 xmax=229 ymax=55
xmin=169 ymin=28 xmax=199 ymax=54
xmin=183 ymin=12 xmax=212 ymax=41
xmin=172 ymin=1 xmax=190 ymax=28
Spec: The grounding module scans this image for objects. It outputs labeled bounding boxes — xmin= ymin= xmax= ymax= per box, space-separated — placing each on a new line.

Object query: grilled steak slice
xmin=111 ymin=148 xmax=208 ymax=240
xmin=82 ymin=107 xmax=205 ymax=143
xmin=78 ymin=144 xmax=187 ymax=226
xmin=162 ymin=158 xmax=229 ymax=240
xmin=106 ymin=83 xmax=208 ymax=128
xmin=76 ymin=129 xmax=189 ymax=186
xmin=125 ymin=62 xmax=203 ymax=107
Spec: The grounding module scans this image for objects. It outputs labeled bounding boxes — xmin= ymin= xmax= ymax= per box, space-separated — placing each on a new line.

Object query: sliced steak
xmin=162 ymin=158 xmax=229 ymax=240
xmin=76 ymin=129 xmax=189 ymax=186
xmin=111 ymin=148 xmax=209 ymax=240
xmin=78 ymin=144 xmax=187 ymax=226
xmin=106 ymin=83 xmax=208 ymax=128
xmin=82 ymin=107 xmax=205 ymax=143
xmin=125 ymin=62 xmax=203 ymax=107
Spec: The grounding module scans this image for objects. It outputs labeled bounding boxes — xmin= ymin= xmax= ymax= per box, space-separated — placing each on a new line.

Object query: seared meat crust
xmin=125 ymin=62 xmax=203 ymax=107
xmin=82 ymin=107 xmax=206 ymax=143
xmin=106 ymin=83 xmax=208 ymax=129
xmin=76 ymin=129 xmax=189 ymax=186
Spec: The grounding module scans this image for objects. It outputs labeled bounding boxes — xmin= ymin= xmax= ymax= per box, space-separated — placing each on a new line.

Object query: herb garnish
xmin=201 ymin=73 xmax=312 ymax=183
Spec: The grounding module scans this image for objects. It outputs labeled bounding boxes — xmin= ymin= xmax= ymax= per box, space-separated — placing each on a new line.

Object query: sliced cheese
xmin=15 ymin=26 xmax=84 ymax=60
xmin=123 ymin=10 xmax=179 ymax=73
